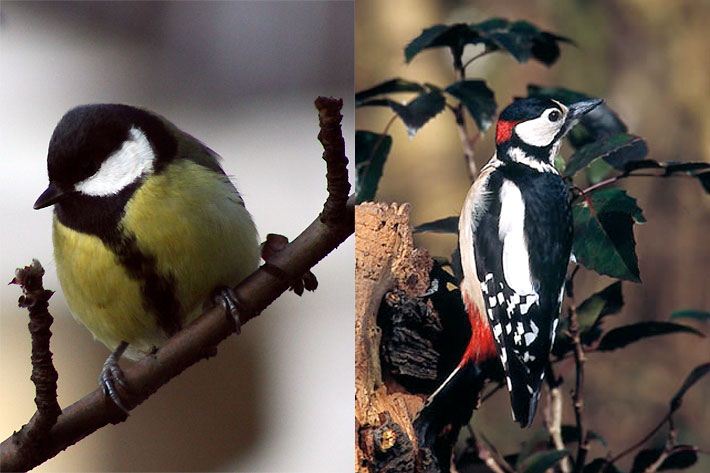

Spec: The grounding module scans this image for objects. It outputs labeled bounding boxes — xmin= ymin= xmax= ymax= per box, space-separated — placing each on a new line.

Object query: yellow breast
xmin=53 ymin=160 xmax=259 ymax=358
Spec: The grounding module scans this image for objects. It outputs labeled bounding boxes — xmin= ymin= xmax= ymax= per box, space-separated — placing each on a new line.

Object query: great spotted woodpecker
xmin=424 ymin=97 xmax=602 ymax=429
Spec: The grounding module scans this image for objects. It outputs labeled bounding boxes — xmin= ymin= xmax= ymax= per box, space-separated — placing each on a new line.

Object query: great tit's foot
xmin=212 ymin=286 xmax=247 ymax=334
xmin=261 ymin=233 xmax=318 ymax=296
xmin=99 ymin=341 xmax=131 ymax=414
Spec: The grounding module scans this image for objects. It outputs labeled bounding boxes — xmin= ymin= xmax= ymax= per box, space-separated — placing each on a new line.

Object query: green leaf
xmin=573 ymin=188 xmax=645 ymax=282
xmin=564 ymin=134 xmax=648 ymax=177
xmin=583 ymin=458 xmax=623 ymax=473
xmin=597 ymin=321 xmax=705 ymax=351
xmin=586 ymin=159 xmax=614 ymax=184
xmin=445 ymin=80 xmax=497 ymax=131
xmin=659 ymin=446 xmax=699 ymax=470
xmin=413 ymin=216 xmax=459 ymax=234
xmin=470 ymin=19 xmax=572 ymax=66
xmin=355 ymin=130 xmax=392 ymax=203
xmin=622 ymin=160 xmax=710 ymax=193
xmin=359 ymin=91 xmax=446 ymax=137
xmin=516 ymin=428 xmax=551 ymax=468
xmin=554 ymin=282 xmax=624 ymax=357
xmin=405 ymin=20 xmax=571 ymax=68
xmin=355 ymin=78 xmax=426 ymax=106
xmin=670 ymin=362 xmax=710 ymax=412
xmin=528 ymin=85 xmax=627 ymax=148
xmin=519 ymin=449 xmax=569 ymax=473
xmin=404 ymin=23 xmax=482 ymax=66
xmin=630 ymin=446 xmax=698 ymax=472
xmin=631 ymin=449 xmax=661 ymax=473
xmin=670 ymin=309 xmax=709 ymax=322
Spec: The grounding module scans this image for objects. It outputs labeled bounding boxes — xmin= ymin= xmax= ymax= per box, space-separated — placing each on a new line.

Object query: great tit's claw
xmin=99 ymin=341 xmax=131 ymax=414
xmin=213 ymin=286 xmax=246 ymax=334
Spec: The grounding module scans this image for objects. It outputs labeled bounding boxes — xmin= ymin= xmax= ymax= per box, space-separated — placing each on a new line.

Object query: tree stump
xmin=355 ymin=202 xmax=434 ymax=472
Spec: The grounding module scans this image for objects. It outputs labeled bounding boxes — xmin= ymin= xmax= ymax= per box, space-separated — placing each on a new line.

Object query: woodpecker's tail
xmin=414 ymin=360 xmax=484 ymax=447
xmin=506 ymin=352 xmax=544 ymax=428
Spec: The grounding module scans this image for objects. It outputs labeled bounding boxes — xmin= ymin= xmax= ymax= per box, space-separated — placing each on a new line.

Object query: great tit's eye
xmin=548 ymin=110 xmax=561 ymax=122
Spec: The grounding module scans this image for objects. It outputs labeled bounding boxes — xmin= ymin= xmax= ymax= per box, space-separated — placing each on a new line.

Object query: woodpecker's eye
xmin=548 ymin=110 xmax=561 ymax=122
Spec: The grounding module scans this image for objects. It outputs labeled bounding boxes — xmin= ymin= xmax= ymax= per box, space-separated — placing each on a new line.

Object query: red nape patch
xmin=460 ymin=295 xmax=498 ymax=365
xmin=495 ymin=119 xmax=520 ymax=144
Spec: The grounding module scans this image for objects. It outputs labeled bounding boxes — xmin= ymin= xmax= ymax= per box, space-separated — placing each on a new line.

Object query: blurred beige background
xmin=357 ymin=0 xmax=708 ymax=470
xmin=1 ymin=1 xmax=353 ymax=471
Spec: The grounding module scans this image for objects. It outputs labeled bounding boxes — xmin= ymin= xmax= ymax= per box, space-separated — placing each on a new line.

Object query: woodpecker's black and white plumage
xmin=425 ymin=97 xmax=602 ymax=429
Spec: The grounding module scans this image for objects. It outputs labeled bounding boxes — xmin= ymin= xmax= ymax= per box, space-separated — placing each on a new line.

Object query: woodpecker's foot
xmin=99 ymin=341 xmax=131 ymax=414
xmin=212 ymin=286 xmax=247 ymax=334
xmin=261 ymin=233 xmax=318 ymax=296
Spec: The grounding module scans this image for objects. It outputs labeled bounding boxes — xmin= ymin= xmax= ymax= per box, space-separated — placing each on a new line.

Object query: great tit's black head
xmin=34 ymin=104 xmax=176 ymax=209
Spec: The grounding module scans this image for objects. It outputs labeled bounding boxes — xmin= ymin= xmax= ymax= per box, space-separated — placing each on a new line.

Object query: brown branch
xmin=606 ymin=413 xmax=670 ymax=467
xmin=544 ymin=366 xmax=571 ymax=473
xmin=1 ymin=97 xmax=354 ymax=473
xmin=7 ymin=260 xmax=62 ymax=464
xmin=569 ymin=305 xmax=588 ymax=472
xmin=316 ymin=97 xmax=350 ymax=224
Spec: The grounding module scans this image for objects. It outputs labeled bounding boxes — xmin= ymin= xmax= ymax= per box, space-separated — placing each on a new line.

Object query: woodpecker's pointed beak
xmin=34 ymin=182 xmax=66 ymax=209
xmin=566 ymin=98 xmax=603 ymax=122
xmin=560 ymin=98 xmax=603 ymax=137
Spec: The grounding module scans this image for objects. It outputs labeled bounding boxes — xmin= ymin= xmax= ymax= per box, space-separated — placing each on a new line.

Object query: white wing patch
xmin=75 ymin=127 xmax=155 ymax=196
xmin=499 ymin=180 xmax=536 ymax=295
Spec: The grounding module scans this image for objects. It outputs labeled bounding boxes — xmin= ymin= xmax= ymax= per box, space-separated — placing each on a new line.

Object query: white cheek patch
xmin=74 ymin=127 xmax=155 ymax=197
xmin=515 ymin=111 xmax=563 ymax=147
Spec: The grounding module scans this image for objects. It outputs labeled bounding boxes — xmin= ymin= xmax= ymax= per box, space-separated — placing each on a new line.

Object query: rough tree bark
xmin=355 ymin=202 xmax=434 ymax=473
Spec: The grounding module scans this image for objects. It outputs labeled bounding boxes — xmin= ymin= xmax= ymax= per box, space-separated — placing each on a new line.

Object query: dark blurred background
xmin=1 ymin=1 xmax=353 ymax=471
xmin=356 ymin=0 xmax=708 ymax=470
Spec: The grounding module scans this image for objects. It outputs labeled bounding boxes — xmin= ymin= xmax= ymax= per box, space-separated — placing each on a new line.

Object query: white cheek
xmin=75 ymin=127 xmax=155 ymax=197
xmin=515 ymin=116 xmax=562 ymax=147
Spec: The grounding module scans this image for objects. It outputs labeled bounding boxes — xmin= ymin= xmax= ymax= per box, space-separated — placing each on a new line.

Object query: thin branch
xmin=7 ymin=260 xmax=62 ymax=463
xmin=480 ymin=382 xmax=503 ymax=403
xmin=564 ymin=263 xmax=589 ymax=473
xmin=451 ymin=106 xmax=480 ymax=181
xmin=606 ymin=413 xmax=669 ymax=465
xmin=461 ymin=50 xmax=493 ymax=71
xmin=466 ymin=427 xmax=515 ymax=473
xmin=316 ymin=97 xmax=350 ymax=224
xmin=1 ymin=97 xmax=354 ymax=473
xmin=544 ymin=365 xmax=571 ymax=473
xmin=580 ymin=170 xmax=701 ymax=195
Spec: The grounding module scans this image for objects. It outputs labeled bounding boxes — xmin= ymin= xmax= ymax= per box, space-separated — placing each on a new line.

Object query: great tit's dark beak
xmin=34 ymin=182 xmax=65 ymax=209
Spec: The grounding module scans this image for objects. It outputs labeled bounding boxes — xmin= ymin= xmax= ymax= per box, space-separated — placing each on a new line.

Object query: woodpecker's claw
xmin=99 ymin=341 xmax=131 ymax=414
xmin=213 ymin=286 xmax=246 ymax=334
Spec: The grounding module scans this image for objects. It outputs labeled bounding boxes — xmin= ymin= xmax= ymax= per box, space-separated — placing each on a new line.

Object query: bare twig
xmin=466 ymin=426 xmax=515 ymax=473
xmin=580 ymin=170 xmax=704 ymax=195
xmin=544 ymin=365 xmax=571 ymax=473
xmin=7 ymin=260 xmax=62 ymax=463
xmin=1 ymin=97 xmax=354 ymax=473
xmin=606 ymin=413 xmax=669 ymax=466
xmin=461 ymin=50 xmax=493 ymax=71
xmin=563 ymin=264 xmax=589 ymax=472
xmin=316 ymin=97 xmax=350 ymax=223
xmin=451 ymin=57 xmax=482 ymax=181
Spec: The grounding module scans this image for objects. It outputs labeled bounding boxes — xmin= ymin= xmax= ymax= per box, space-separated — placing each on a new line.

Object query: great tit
xmin=34 ymin=104 xmax=260 ymax=410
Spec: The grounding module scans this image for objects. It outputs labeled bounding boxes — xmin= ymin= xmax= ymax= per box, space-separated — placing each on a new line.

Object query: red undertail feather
xmin=461 ymin=294 xmax=497 ymax=364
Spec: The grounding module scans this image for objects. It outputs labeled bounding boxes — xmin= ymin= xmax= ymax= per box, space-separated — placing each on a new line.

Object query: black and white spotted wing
xmin=472 ymin=166 xmax=572 ymax=427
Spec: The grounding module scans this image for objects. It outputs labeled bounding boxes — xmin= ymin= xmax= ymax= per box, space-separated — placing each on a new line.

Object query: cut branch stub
xmin=355 ymin=202 xmax=433 ymax=472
